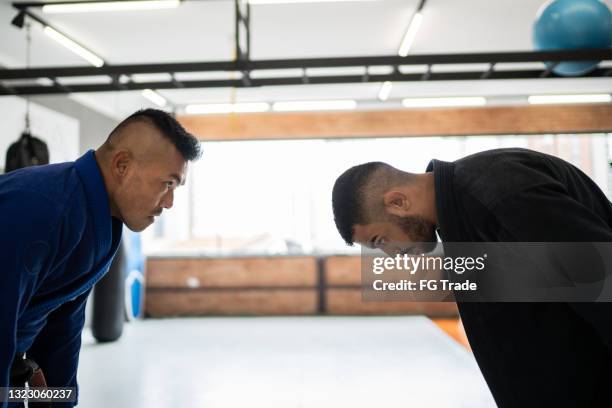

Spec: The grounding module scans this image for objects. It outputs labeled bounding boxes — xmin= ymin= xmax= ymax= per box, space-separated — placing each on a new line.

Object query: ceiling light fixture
xmin=185 ymin=102 xmax=270 ymax=114
xmin=398 ymin=12 xmax=423 ymax=57
xmin=142 ymin=89 xmax=167 ymax=107
xmin=42 ymin=0 xmax=181 ymax=14
xmin=11 ymin=10 xmax=26 ymax=28
xmin=527 ymin=94 xmax=612 ymax=105
xmin=43 ymin=26 xmax=104 ymax=67
xmin=378 ymin=81 xmax=393 ymax=101
xmin=401 ymin=96 xmax=487 ymax=108
xmin=273 ymin=100 xmax=357 ymax=112
xmin=247 ymin=0 xmax=376 ymax=4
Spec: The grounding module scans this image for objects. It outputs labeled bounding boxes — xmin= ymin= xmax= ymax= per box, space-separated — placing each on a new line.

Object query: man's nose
xmin=161 ymin=189 xmax=174 ymax=209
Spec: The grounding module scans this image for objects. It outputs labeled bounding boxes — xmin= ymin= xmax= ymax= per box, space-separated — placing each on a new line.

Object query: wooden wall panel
xmin=146 ymin=289 xmax=318 ymax=317
xmin=326 ymin=289 xmax=458 ymax=316
xmin=179 ymin=105 xmax=612 ymax=141
xmin=323 ymin=256 xmax=457 ymax=316
xmin=145 ymin=256 xmax=460 ymax=318
xmin=324 ymin=256 xmax=361 ymax=286
xmin=147 ymin=257 xmax=317 ymax=288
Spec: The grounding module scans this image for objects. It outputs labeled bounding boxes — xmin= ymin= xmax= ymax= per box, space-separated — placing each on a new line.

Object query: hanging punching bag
xmin=91 ymin=237 xmax=126 ymax=343
xmin=4 ymin=132 xmax=49 ymax=173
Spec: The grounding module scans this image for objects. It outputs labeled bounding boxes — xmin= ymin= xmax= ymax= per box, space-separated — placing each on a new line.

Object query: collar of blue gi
xmin=74 ymin=149 xmax=122 ymax=258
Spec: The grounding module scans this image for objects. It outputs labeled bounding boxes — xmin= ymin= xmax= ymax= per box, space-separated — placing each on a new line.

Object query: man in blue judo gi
xmin=0 ymin=108 xmax=202 ymax=407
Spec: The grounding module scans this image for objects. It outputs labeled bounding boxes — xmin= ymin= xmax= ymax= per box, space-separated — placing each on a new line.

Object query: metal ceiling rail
xmin=1 ymin=49 xmax=610 ymax=80
xmin=6 ymin=0 xmax=612 ymax=96
xmin=1 ymin=49 xmax=611 ymax=95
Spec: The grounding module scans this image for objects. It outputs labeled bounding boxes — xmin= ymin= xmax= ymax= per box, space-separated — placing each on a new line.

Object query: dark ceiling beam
xmin=2 ymin=68 xmax=610 ymax=96
xmin=0 ymin=49 xmax=610 ymax=81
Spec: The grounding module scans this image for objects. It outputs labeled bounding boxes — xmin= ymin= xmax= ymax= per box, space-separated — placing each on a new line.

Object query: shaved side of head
xmin=99 ymin=117 xmax=171 ymax=164
xmin=99 ymin=108 xmax=201 ymax=162
xmin=360 ymin=164 xmax=417 ymax=222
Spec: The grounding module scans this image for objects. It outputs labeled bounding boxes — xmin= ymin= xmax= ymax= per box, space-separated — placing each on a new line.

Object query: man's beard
xmin=390 ymin=214 xmax=437 ymax=255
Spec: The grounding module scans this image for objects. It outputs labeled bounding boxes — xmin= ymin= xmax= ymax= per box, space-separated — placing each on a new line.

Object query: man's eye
xmin=165 ymin=181 xmax=174 ymax=188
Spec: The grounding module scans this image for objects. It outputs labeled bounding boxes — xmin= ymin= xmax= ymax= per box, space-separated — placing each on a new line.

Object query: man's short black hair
xmin=110 ymin=108 xmax=202 ymax=161
xmin=332 ymin=162 xmax=388 ymax=245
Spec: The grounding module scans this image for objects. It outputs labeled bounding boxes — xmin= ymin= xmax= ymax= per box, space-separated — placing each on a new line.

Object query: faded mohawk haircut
xmin=108 ymin=108 xmax=202 ymax=161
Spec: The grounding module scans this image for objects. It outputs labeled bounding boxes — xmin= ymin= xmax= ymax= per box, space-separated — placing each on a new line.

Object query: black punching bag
xmin=5 ymin=132 xmax=49 ymax=173
xmin=92 ymin=237 xmax=126 ymax=342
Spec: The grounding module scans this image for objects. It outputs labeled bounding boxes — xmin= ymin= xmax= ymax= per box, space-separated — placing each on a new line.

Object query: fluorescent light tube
xmin=43 ymin=27 xmax=104 ymax=67
xmin=42 ymin=0 xmax=180 ymax=13
xmin=398 ymin=12 xmax=423 ymax=57
xmin=528 ymin=94 xmax=611 ymax=105
xmin=142 ymin=89 xmax=167 ymax=107
xmin=401 ymin=96 xmax=487 ymax=108
xmin=378 ymin=81 xmax=393 ymax=101
xmin=248 ymin=0 xmax=376 ymax=4
xmin=273 ymin=100 xmax=357 ymax=112
xmin=231 ymin=102 xmax=270 ymax=113
xmin=185 ymin=102 xmax=270 ymax=114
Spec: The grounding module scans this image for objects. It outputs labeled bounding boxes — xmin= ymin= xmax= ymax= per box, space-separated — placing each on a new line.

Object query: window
xmin=141 ymin=133 xmax=611 ymax=256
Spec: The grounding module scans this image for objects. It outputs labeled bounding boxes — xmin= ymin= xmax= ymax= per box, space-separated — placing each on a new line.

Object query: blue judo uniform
xmin=0 ymin=150 xmax=123 ymax=407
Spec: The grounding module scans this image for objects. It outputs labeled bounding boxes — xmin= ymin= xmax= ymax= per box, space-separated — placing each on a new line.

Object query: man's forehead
xmin=171 ymin=171 xmax=187 ymax=185
xmin=148 ymin=155 xmax=187 ymax=181
xmin=168 ymin=162 xmax=188 ymax=184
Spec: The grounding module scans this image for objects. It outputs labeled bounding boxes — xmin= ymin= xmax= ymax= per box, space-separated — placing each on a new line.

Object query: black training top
xmin=427 ymin=147 xmax=612 ymax=408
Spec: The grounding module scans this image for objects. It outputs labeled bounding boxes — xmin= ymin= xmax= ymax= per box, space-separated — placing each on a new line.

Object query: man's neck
xmin=423 ymin=172 xmax=438 ymax=228
xmin=94 ymin=149 xmax=120 ymax=218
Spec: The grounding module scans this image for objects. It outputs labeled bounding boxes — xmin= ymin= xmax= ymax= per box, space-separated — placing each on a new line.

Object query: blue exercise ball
xmin=533 ymin=0 xmax=612 ymax=76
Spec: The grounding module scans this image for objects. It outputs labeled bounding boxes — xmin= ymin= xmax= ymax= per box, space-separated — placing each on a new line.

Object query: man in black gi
xmin=331 ymin=148 xmax=612 ymax=407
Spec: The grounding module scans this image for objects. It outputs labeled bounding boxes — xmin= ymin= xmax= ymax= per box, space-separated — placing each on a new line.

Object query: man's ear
xmin=111 ymin=150 xmax=132 ymax=183
xmin=383 ymin=190 xmax=411 ymax=217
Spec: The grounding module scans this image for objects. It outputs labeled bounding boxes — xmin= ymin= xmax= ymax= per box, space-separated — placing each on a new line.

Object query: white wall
xmin=30 ymin=95 xmax=118 ymax=155
xmin=0 ymin=96 xmax=79 ymax=172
